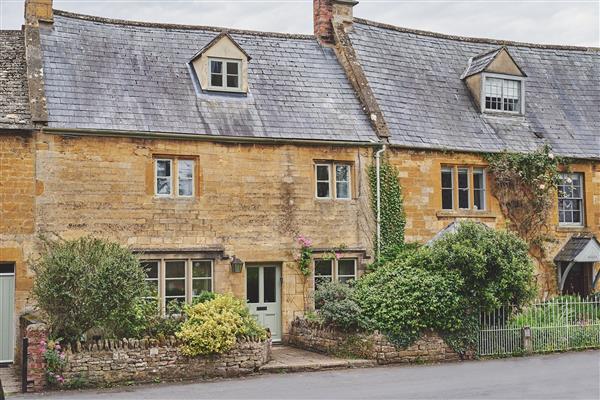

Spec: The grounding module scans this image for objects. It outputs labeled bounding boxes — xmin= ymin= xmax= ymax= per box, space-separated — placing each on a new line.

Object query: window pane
xmin=441 ymin=168 xmax=453 ymax=188
xmin=315 ymin=260 xmax=333 ymax=276
xmin=178 ymin=160 xmax=194 ymax=179
xmin=316 ymin=165 xmax=329 ymax=181
xmin=141 ymin=261 xmax=159 ymax=279
xmin=193 ymin=261 xmax=211 ymax=278
xmin=458 ymin=168 xmax=469 ymax=209
xmin=338 ymin=259 xmax=355 ymax=277
xmin=473 ymin=169 xmax=485 ymax=210
xmin=336 ymin=182 xmax=349 ymax=199
xmin=263 ymin=267 xmax=276 ymax=303
xmin=336 ymin=165 xmax=349 ymax=182
xmin=192 ymin=279 xmax=211 ymax=296
xmin=211 ymin=74 xmax=223 ymax=87
xmin=227 ymin=62 xmax=238 ymax=75
xmin=0 ymin=263 xmax=15 ymax=274
xmin=211 ymin=60 xmax=222 ymax=74
xmin=156 ymin=160 xmax=171 ymax=177
xmin=179 ymin=180 xmax=193 ymax=196
xmin=246 ymin=267 xmax=259 ymax=303
xmin=317 ymin=182 xmax=330 ymax=198
xmin=442 ymin=189 xmax=453 ymax=210
xmin=165 ymin=261 xmax=185 ymax=278
xmin=157 ymin=178 xmax=171 ymax=195
xmin=485 ymin=78 xmax=503 ymax=110
xmin=227 ymin=75 xmax=239 ymax=88
xmin=165 ymin=280 xmax=185 ymax=297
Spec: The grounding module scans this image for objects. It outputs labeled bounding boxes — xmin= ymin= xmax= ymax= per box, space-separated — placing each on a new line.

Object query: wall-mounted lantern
xmin=230 ymin=256 xmax=244 ymax=273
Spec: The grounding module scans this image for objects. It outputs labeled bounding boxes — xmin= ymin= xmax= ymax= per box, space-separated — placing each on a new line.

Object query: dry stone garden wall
xmin=288 ymin=318 xmax=464 ymax=364
xmin=25 ymin=323 xmax=271 ymax=391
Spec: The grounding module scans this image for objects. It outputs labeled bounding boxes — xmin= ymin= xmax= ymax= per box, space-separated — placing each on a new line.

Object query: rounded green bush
xmin=176 ymin=294 xmax=267 ymax=356
xmin=32 ymin=236 xmax=147 ymax=342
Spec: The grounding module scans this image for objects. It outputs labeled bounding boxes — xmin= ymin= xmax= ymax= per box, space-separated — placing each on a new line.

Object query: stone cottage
xmin=0 ymin=0 xmax=598 ymax=363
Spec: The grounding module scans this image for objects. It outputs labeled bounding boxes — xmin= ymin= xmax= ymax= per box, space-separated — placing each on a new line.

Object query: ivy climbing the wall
xmin=484 ymin=145 xmax=567 ymax=256
xmin=368 ymin=157 xmax=406 ymax=262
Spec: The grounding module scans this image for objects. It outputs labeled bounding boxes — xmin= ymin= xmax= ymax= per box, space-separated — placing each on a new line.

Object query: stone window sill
xmin=436 ymin=210 xmax=497 ymax=219
xmin=555 ymin=225 xmax=587 ymax=233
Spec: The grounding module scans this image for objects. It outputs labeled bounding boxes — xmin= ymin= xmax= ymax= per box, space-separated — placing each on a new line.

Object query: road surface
xmin=16 ymin=350 xmax=600 ymax=399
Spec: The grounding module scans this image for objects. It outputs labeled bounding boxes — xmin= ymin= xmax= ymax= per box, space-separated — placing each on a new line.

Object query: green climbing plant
xmin=484 ymin=145 xmax=567 ymax=256
xmin=368 ymin=157 xmax=406 ymax=263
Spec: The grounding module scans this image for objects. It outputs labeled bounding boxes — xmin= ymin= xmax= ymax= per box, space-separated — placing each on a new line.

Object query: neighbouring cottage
xmin=0 ymin=0 xmax=598 ymax=366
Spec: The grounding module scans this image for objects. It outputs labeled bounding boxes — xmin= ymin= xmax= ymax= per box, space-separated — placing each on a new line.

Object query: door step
xmin=0 ymin=364 xmax=21 ymax=394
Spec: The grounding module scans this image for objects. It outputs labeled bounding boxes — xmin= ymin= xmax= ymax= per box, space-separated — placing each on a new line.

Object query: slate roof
xmin=37 ymin=11 xmax=376 ymax=143
xmin=0 ymin=30 xmax=32 ymax=130
xmin=348 ymin=19 xmax=600 ymax=159
xmin=460 ymin=47 xmax=502 ymax=79
xmin=554 ymin=236 xmax=600 ymax=262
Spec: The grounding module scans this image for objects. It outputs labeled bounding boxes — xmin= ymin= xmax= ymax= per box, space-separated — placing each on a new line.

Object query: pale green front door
xmin=0 ymin=263 xmax=15 ymax=363
xmin=246 ymin=265 xmax=281 ymax=342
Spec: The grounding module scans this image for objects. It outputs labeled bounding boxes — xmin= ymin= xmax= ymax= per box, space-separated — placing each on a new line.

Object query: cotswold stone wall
xmin=62 ymin=338 xmax=271 ymax=385
xmin=25 ymin=324 xmax=271 ymax=391
xmin=288 ymin=318 xmax=462 ymax=364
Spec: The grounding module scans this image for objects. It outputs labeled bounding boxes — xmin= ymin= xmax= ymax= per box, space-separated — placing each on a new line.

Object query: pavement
xmin=10 ymin=350 xmax=600 ymax=399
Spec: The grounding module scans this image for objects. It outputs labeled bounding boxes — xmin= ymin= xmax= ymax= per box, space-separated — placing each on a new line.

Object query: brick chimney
xmin=314 ymin=0 xmax=358 ymax=45
xmin=25 ymin=0 xmax=53 ymax=24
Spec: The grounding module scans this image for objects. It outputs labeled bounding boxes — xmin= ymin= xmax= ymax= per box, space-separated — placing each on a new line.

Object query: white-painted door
xmin=246 ymin=265 xmax=281 ymax=342
xmin=0 ymin=263 xmax=15 ymax=363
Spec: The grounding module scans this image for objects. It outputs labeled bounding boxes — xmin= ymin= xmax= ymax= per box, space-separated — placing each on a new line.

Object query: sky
xmin=0 ymin=0 xmax=598 ymax=47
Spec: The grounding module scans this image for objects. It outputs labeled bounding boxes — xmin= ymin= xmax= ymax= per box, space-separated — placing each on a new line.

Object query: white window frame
xmin=473 ymin=168 xmax=486 ymax=211
xmin=334 ymin=164 xmax=352 ymax=200
xmin=457 ymin=167 xmax=471 ymax=210
xmin=141 ymin=260 xmax=160 ymax=300
xmin=315 ymin=162 xmax=352 ymax=200
xmin=336 ymin=259 xmax=357 ymax=284
xmin=313 ymin=258 xmax=358 ymax=290
xmin=141 ymin=257 xmax=214 ymax=313
xmin=177 ymin=159 xmax=195 ymax=197
xmin=480 ymin=73 xmax=525 ymax=115
xmin=441 ymin=166 xmax=454 ymax=210
xmin=191 ymin=260 xmax=214 ymax=300
xmin=558 ymin=172 xmax=585 ymax=227
xmin=315 ymin=164 xmax=332 ymax=199
xmin=155 ymin=158 xmax=173 ymax=197
xmin=441 ymin=165 xmax=487 ymax=212
xmin=207 ymin=57 xmax=242 ymax=92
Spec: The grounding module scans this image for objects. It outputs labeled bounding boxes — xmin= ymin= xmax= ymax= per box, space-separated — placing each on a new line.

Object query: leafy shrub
xmin=354 ymin=251 xmax=466 ymax=347
xmin=32 ymin=237 xmax=147 ymax=342
xmin=314 ymin=281 xmax=366 ymax=331
xmin=176 ymin=294 xmax=267 ymax=356
xmin=428 ymin=222 xmax=536 ymax=311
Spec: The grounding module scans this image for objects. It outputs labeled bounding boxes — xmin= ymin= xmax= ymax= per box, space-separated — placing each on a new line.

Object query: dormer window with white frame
xmin=462 ymin=47 xmax=526 ymax=116
xmin=189 ymin=32 xmax=251 ymax=94
xmin=209 ymin=58 xmax=241 ymax=91
xmin=482 ymin=74 xmax=524 ymax=114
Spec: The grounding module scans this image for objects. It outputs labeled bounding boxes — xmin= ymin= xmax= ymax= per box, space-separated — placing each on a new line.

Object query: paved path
xmin=14 ymin=350 xmax=600 ymax=399
xmin=260 ymin=345 xmax=374 ymax=372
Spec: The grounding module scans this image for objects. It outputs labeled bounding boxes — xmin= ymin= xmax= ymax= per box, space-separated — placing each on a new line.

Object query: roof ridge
xmin=52 ymin=9 xmax=316 ymax=40
xmin=353 ymin=18 xmax=600 ymax=52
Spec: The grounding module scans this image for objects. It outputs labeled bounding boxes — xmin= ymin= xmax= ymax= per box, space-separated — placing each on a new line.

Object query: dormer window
xmin=189 ymin=32 xmax=251 ymax=94
xmin=461 ymin=47 xmax=526 ymax=115
xmin=484 ymin=77 xmax=521 ymax=112
xmin=209 ymin=58 xmax=241 ymax=91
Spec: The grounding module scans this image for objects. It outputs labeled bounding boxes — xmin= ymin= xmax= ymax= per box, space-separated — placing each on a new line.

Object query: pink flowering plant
xmin=42 ymin=339 xmax=66 ymax=386
xmin=295 ymin=235 xmax=313 ymax=277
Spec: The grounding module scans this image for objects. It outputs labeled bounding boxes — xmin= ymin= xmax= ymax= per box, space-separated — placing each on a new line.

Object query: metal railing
xmin=478 ymin=295 xmax=600 ymax=356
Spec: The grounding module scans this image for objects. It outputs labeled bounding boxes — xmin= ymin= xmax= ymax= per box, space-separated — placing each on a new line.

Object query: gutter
xmin=375 ymin=143 xmax=386 ymax=260
xmin=41 ymin=127 xmax=381 ymax=148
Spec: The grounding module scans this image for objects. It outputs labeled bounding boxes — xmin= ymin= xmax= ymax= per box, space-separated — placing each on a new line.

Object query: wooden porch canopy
xmin=554 ymin=236 xmax=600 ymax=292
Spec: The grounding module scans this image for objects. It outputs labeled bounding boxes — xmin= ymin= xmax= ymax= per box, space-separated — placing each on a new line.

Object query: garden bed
xmin=288 ymin=318 xmax=467 ymax=364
